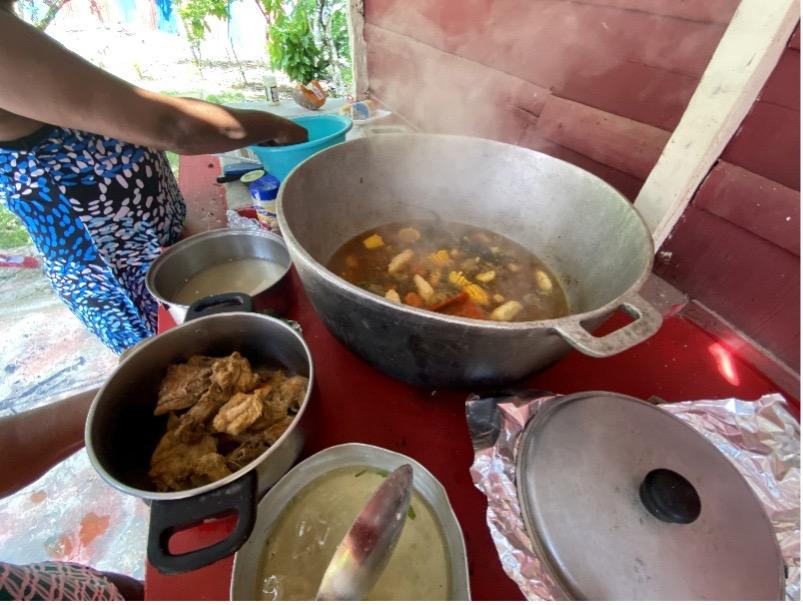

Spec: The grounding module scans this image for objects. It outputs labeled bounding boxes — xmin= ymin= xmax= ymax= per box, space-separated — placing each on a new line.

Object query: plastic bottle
xmin=263 ymin=74 xmax=280 ymax=106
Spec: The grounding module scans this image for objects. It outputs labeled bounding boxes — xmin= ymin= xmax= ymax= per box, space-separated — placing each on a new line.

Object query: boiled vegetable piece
xmin=388 ymin=249 xmax=414 ymax=273
xmin=398 ymin=227 xmax=421 ymax=243
xmin=464 ymin=283 xmax=489 ymax=306
xmin=429 ymin=249 xmax=451 ymax=266
xmin=490 ymin=300 xmax=524 ymax=321
xmin=385 ymin=289 xmax=401 ymax=303
xmin=534 ymin=269 xmax=553 ymax=293
xmin=413 ymin=274 xmax=435 ymax=303
xmin=475 ymin=270 xmax=495 ymax=283
xmin=404 ymin=292 xmax=423 ymax=307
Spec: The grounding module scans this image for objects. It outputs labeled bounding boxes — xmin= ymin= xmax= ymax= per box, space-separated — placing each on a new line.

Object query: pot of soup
xmin=85 ymin=301 xmax=314 ymax=574
xmin=230 ymin=443 xmax=471 ymax=600
xmin=147 ymin=228 xmax=292 ymax=324
xmin=278 ymin=134 xmax=662 ymax=387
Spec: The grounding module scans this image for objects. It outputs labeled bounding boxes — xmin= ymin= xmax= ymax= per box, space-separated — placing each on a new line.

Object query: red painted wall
xmin=655 ymin=29 xmax=801 ymax=369
xmin=364 ymin=0 xmax=738 ymax=200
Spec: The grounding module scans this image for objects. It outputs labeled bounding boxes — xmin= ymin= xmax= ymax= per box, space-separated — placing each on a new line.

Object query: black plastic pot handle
xmin=186 ymin=292 xmax=254 ymax=321
xmin=147 ymin=471 xmax=257 ymax=575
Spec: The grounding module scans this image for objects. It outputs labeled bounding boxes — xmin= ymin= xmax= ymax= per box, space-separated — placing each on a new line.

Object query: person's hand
xmin=261 ymin=119 xmax=308 ymax=147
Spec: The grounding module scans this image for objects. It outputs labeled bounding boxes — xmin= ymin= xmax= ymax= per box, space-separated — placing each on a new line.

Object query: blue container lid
xmin=247 ymin=172 xmax=280 ymax=201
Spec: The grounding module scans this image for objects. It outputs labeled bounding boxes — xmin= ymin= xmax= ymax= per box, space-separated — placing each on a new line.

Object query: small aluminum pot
xmin=146 ymin=228 xmax=292 ymax=324
xmin=230 ymin=443 xmax=471 ymax=600
xmin=85 ymin=299 xmax=314 ymax=575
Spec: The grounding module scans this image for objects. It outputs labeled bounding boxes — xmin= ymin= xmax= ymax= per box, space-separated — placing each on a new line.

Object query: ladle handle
xmin=554 ymin=292 xmax=662 ymax=358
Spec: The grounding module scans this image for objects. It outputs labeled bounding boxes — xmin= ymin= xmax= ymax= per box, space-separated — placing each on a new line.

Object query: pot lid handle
xmin=553 ymin=292 xmax=662 ymax=357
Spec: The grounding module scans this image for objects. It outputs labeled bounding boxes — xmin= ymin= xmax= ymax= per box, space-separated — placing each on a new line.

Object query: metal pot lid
xmin=515 ymin=391 xmax=784 ymax=600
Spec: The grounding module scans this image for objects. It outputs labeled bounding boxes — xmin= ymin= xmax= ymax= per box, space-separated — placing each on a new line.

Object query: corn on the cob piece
xmin=362 ymin=234 xmax=384 ymax=249
xmin=463 ymin=283 xmax=489 ymax=306
xmin=475 ymin=270 xmax=495 ymax=283
xmin=429 ymin=249 xmax=451 ymax=266
xmin=413 ymin=274 xmax=435 ymax=303
xmin=490 ymin=300 xmax=523 ymax=321
xmin=449 ymin=271 xmax=470 ymax=288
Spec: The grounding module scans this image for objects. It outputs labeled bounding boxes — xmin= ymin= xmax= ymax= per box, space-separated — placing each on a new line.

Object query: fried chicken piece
xmin=211 ymin=391 xmax=264 ymax=436
xmin=154 ymin=363 xmax=213 ymax=415
xmin=149 ymin=430 xmax=230 ymax=491
xmin=226 ymin=417 xmax=293 ymax=471
xmin=211 ymin=352 xmax=260 ymax=393
xmin=263 ymin=374 xmax=308 ymax=419
xmin=174 ymin=384 xmax=231 ymax=443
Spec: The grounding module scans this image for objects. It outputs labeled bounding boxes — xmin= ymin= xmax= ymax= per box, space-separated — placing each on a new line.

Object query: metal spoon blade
xmin=316 ymin=464 xmax=414 ymax=601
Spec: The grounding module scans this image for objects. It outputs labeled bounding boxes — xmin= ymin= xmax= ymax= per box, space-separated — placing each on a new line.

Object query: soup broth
xmin=173 ymin=257 xmax=286 ymax=305
xmin=328 ymin=221 xmax=569 ymax=322
xmin=258 ymin=467 xmax=451 ymax=600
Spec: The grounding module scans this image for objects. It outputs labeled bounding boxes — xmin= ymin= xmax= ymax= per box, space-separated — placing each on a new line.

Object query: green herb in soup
xmin=328 ymin=221 xmax=569 ymax=321
xmin=258 ymin=467 xmax=451 ymax=600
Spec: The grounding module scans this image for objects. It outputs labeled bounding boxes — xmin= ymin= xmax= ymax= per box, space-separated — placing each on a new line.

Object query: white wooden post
xmin=634 ymin=0 xmax=800 ymax=247
xmin=347 ymin=0 xmax=369 ymax=100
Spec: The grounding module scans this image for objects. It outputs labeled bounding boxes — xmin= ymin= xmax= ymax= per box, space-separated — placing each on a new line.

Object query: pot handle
xmin=553 ymin=292 xmax=662 ymax=358
xmin=147 ymin=471 xmax=257 ymax=575
xmin=186 ymin=292 xmax=253 ymax=321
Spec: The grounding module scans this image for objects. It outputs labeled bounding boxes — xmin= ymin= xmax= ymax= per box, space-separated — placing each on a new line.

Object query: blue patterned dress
xmin=0 ymin=125 xmax=185 ymax=354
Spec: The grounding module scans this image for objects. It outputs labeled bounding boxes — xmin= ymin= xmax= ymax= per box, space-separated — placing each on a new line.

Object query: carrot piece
xmin=404 ymin=292 xmax=424 ymax=307
xmin=428 ymin=291 xmax=468 ymax=311
xmin=443 ymin=298 xmax=487 ymax=319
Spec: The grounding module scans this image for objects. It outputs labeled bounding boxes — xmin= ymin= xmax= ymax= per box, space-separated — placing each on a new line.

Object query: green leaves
xmin=177 ymin=0 xmax=230 ymax=46
xmin=268 ymin=2 xmax=329 ymax=84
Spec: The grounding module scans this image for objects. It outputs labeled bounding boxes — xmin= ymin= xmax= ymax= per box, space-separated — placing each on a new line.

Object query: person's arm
xmin=0 ymin=12 xmax=307 ymax=154
xmin=0 ymin=387 xmax=97 ymax=499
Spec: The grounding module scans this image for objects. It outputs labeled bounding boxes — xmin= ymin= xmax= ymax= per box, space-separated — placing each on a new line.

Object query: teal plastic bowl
xmin=249 ymin=114 xmax=352 ymax=181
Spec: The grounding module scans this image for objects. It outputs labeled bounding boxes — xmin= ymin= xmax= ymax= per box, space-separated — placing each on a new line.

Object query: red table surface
xmin=145 ymin=270 xmax=798 ymax=601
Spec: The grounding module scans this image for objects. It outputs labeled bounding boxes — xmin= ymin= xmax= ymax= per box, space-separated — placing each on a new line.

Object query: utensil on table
xmin=316 ymin=464 xmax=414 ymax=601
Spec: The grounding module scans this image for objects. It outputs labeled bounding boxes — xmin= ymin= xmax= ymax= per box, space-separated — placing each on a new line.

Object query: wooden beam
xmin=347 ymin=0 xmax=369 ymax=99
xmin=634 ymin=1 xmax=800 ymax=247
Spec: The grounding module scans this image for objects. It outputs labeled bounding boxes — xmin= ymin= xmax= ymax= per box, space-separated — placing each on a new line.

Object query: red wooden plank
xmin=533 ymin=96 xmax=670 ymax=179
xmin=722 ymin=101 xmax=801 ymax=190
xmin=693 ymin=161 xmax=800 ymax=255
xmin=656 ymin=207 xmax=800 ymax=368
xmin=365 ymin=0 xmax=726 ymax=77
xmin=366 ymin=25 xmax=547 ymax=143
xmin=519 ymin=130 xmax=644 ymax=200
xmin=759 ymin=49 xmax=800 ymax=111
xmin=365 ymin=0 xmax=725 ymax=129
xmin=177 ymin=155 xmax=227 ymax=235
xmin=557 ymin=0 xmax=739 ymax=24
xmin=789 ymin=23 xmax=800 ymax=49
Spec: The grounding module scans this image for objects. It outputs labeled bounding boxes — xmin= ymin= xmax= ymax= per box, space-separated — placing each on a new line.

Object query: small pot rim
xmin=84 ymin=311 xmax=314 ymax=501
xmin=145 ymin=227 xmax=292 ymax=310
xmin=277 ymin=133 xmax=656 ymax=334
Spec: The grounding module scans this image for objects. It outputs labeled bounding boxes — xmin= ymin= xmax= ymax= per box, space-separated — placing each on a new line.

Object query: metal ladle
xmin=316 ymin=464 xmax=414 ymax=600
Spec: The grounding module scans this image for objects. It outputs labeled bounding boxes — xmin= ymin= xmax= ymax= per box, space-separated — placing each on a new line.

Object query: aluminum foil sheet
xmin=466 ymin=392 xmax=800 ymax=601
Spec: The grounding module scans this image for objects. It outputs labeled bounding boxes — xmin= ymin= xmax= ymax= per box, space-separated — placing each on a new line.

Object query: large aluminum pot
xmin=230 ymin=443 xmax=471 ymax=600
xmin=279 ymin=134 xmax=661 ymax=387
xmin=146 ymin=228 xmax=292 ymax=324
xmin=85 ymin=307 xmax=313 ymax=574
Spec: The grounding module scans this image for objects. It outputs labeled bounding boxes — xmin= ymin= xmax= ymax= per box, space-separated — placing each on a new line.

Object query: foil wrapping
xmin=466 ymin=392 xmax=800 ymax=601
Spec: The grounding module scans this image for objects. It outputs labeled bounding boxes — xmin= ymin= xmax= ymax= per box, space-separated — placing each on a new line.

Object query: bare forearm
xmin=0 ymin=387 xmax=97 ymax=499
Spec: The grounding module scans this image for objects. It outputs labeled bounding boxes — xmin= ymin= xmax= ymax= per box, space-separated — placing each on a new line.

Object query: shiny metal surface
xmin=230 ymin=443 xmax=471 ymax=600
xmin=278 ymin=133 xmax=661 ymax=387
xmin=85 ymin=312 xmax=314 ymax=501
xmin=516 ymin=392 xmax=784 ymax=600
xmin=316 ymin=464 xmax=414 ymax=600
xmin=146 ymin=228 xmax=292 ymax=324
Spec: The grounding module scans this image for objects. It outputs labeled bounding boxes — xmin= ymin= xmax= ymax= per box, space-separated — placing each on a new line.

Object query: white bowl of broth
xmin=146 ymin=228 xmax=293 ymax=324
xmin=230 ymin=443 xmax=471 ymax=601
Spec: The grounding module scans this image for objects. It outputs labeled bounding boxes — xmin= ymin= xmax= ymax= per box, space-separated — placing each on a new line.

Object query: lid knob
xmin=639 ymin=468 xmax=701 ymax=524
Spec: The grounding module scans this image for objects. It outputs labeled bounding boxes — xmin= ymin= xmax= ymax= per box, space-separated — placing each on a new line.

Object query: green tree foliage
xmin=177 ymin=0 xmax=230 ymax=47
xmin=268 ymin=2 xmax=328 ymax=84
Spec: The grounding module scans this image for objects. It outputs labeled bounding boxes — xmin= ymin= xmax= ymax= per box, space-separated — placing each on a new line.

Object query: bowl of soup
xmin=230 ymin=443 xmax=471 ymax=600
xmin=147 ymin=228 xmax=292 ymax=324
xmin=278 ymin=133 xmax=662 ymax=387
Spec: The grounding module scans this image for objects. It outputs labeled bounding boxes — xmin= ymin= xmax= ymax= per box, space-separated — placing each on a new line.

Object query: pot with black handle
xmin=85 ymin=294 xmax=314 ymax=574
